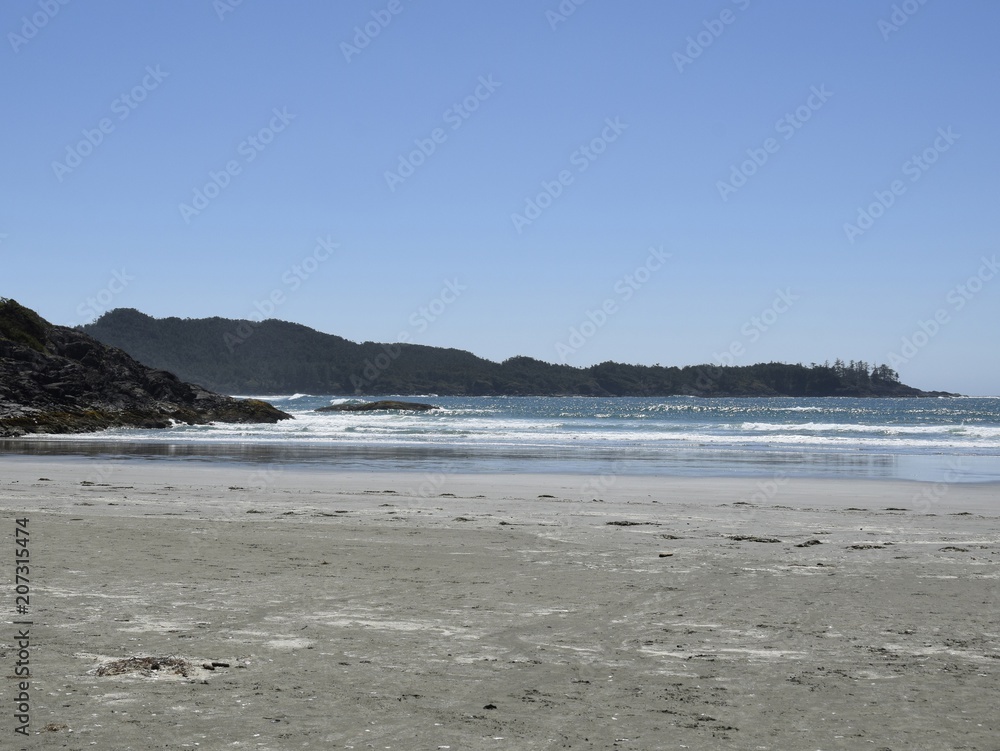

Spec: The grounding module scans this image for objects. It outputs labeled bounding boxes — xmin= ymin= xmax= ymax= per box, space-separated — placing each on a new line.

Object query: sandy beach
xmin=2 ymin=457 xmax=998 ymax=750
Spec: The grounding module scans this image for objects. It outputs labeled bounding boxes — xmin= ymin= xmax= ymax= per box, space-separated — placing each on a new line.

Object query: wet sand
xmin=2 ymin=457 xmax=998 ymax=750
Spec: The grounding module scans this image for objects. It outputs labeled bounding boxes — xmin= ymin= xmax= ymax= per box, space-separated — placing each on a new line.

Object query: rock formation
xmin=316 ymin=400 xmax=439 ymax=412
xmin=0 ymin=298 xmax=291 ymax=437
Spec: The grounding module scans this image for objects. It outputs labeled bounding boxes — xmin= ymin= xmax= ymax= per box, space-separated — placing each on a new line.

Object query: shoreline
xmin=4 ymin=454 xmax=1000 ymax=506
xmin=4 ymin=438 xmax=1000 ymax=484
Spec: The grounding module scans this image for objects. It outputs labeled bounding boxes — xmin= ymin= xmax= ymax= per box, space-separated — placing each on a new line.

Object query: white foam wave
xmin=22 ymin=397 xmax=999 ymax=457
xmin=738 ymin=422 xmax=1000 ymax=438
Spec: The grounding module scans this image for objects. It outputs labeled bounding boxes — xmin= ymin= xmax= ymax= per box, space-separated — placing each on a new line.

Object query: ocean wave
xmin=737 ymin=422 xmax=1000 ymax=438
xmin=56 ymin=430 xmax=998 ymax=453
xmin=20 ymin=396 xmax=998 ymax=458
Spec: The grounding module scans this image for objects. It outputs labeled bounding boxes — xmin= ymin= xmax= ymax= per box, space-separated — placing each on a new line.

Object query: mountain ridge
xmin=79 ymin=308 xmax=957 ymax=398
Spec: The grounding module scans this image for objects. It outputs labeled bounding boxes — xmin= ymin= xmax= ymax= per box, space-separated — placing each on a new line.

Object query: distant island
xmin=0 ymin=299 xmax=291 ymax=437
xmin=79 ymin=308 xmax=957 ymax=399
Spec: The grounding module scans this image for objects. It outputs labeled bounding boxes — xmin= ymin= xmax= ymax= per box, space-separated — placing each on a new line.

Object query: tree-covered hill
xmin=80 ymin=308 xmax=954 ymax=398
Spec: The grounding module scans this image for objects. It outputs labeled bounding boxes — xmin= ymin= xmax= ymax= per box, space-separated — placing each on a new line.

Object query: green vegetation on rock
xmin=0 ymin=298 xmax=48 ymax=352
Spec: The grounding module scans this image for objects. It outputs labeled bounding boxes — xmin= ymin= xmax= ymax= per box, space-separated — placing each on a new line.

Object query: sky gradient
xmin=3 ymin=0 xmax=999 ymax=395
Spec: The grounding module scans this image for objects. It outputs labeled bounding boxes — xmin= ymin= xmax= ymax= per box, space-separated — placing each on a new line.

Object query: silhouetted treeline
xmin=81 ymin=309 xmax=950 ymax=397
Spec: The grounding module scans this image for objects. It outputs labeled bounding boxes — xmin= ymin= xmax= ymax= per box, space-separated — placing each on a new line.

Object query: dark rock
xmin=0 ymin=298 xmax=292 ymax=437
xmin=795 ymin=539 xmax=823 ymax=547
xmin=316 ymin=400 xmax=439 ymax=412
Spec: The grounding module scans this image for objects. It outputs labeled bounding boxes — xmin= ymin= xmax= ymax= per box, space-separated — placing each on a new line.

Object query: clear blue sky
xmin=3 ymin=0 xmax=998 ymax=395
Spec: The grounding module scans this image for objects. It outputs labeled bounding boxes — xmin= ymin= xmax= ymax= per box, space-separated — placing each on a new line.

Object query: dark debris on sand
xmin=96 ymin=656 xmax=193 ymax=678
xmin=795 ymin=539 xmax=823 ymax=547
xmin=727 ymin=534 xmax=781 ymax=543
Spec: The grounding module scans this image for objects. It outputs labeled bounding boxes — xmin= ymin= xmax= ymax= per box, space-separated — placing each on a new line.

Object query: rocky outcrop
xmin=0 ymin=298 xmax=291 ymax=437
xmin=316 ymin=400 xmax=439 ymax=412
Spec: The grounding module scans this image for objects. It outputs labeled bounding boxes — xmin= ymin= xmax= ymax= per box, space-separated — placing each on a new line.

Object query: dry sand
xmin=1 ymin=457 xmax=998 ymax=750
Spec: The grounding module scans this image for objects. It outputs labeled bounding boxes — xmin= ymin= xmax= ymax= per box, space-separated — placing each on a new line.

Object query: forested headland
xmin=81 ymin=308 xmax=955 ymax=398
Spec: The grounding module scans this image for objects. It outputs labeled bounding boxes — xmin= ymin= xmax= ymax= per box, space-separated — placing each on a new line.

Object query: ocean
xmin=9 ymin=396 xmax=1000 ymax=483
